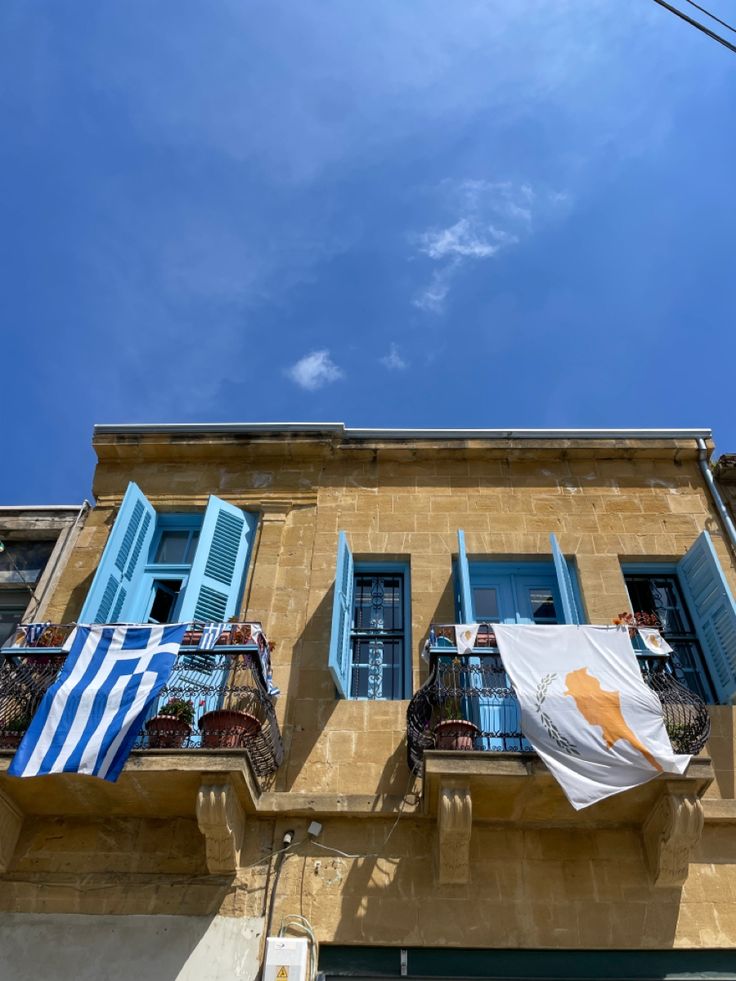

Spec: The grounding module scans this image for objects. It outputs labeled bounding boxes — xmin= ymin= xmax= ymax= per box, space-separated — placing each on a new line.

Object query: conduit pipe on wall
xmin=697 ymin=437 xmax=736 ymax=560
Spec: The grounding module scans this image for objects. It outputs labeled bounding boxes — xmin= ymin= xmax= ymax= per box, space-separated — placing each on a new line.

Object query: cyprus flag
xmin=493 ymin=624 xmax=690 ymax=810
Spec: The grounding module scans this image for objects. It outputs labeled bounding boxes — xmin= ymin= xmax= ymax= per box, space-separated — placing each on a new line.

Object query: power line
xmin=682 ymin=0 xmax=736 ymax=35
xmin=650 ymin=0 xmax=736 ymax=53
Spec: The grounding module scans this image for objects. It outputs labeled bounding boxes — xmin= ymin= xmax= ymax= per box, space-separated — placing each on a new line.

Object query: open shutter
xmin=328 ymin=532 xmax=354 ymax=698
xmin=551 ymin=533 xmax=580 ymax=625
xmin=678 ymin=531 xmax=736 ymax=704
xmin=456 ymin=529 xmax=474 ymax=621
xmin=177 ymin=496 xmax=256 ymax=623
xmin=79 ymin=482 xmax=156 ymax=624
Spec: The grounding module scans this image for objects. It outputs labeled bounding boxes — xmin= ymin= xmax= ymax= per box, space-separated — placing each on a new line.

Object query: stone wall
xmin=8 ymin=434 xmax=736 ymax=951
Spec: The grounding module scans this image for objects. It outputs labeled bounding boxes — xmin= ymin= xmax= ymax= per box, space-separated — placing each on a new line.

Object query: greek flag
xmin=9 ymin=623 xmax=186 ymax=782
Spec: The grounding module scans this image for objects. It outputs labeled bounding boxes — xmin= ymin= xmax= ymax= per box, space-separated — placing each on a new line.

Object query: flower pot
xmin=0 ymin=731 xmax=24 ymax=750
xmin=199 ymin=709 xmax=262 ymax=748
xmin=433 ymin=719 xmax=479 ymax=751
xmin=145 ymin=715 xmax=191 ymax=749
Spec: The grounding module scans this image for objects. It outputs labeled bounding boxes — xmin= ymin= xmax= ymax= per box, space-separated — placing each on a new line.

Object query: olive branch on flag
xmin=534 ymin=672 xmax=580 ymax=757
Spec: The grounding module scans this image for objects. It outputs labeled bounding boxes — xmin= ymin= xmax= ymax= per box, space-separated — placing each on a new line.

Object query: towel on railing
xmin=493 ymin=624 xmax=689 ymax=810
xmin=636 ymin=627 xmax=674 ymax=655
xmin=455 ymin=624 xmax=479 ymax=655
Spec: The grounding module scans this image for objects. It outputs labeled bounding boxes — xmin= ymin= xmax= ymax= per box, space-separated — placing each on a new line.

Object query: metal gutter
xmin=697 ymin=437 xmax=736 ymax=560
xmin=93 ymin=422 xmax=713 ymax=441
xmin=0 ymin=505 xmax=87 ymax=511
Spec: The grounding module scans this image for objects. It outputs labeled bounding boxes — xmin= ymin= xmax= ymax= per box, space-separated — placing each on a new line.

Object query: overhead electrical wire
xmin=650 ymin=0 xmax=736 ymax=53
xmin=682 ymin=0 xmax=736 ymax=35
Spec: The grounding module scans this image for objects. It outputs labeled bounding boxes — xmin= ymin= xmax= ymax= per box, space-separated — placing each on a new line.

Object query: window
xmin=455 ymin=529 xmax=582 ymax=625
xmin=79 ymin=482 xmax=257 ymax=625
xmin=328 ymin=534 xmax=412 ymax=700
xmin=0 ymin=539 xmax=57 ymax=645
xmin=622 ymin=531 xmax=736 ymax=705
xmin=469 ymin=565 xmax=563 ymax=624
xmin=624 ymin=572 xmax=714 ymax=702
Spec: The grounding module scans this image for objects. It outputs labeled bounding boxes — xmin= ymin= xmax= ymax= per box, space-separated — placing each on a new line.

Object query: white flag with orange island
xmin=493 ymin=624 xmax=690 ymax=810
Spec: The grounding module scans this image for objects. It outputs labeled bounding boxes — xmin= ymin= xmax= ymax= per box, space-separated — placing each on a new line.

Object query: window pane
xmin=473 ymin=587 xmax=499 ymax=621
xmin=154 ymin=531 xmax=190 ymax=565
xmin=0 ymin=541 xmax=55 ymax=585
xmin=148 ymin=580 xmax=183 ymax=624
xmin=529 ymin=588 xmax=557 ymax=623
xmin=185 ymin=530 xmax=200 ymax=564
xmin=0 ymin=589 xmax=29 ymax=646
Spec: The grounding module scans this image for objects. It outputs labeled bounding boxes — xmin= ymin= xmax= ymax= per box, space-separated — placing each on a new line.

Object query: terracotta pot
xmin=433 ymin=719 xmax=479 ymax=751
xmin=199 ymin=709 xmax=261 ymax=748
xmin=145 ymin=715 xmax=191 ymax=749
xmin=0 ymin=731 xmax=24 ymax=750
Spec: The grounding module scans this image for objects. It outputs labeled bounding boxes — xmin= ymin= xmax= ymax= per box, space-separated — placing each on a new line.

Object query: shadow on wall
xmin=280 ymin=585 xmax=342 ymax=792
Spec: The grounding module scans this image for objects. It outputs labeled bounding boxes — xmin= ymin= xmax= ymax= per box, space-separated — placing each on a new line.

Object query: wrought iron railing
xmin=0 ymin=621 xmax=283 ymax=778
xmin=407 ymin=623 xmax=712 ymax=773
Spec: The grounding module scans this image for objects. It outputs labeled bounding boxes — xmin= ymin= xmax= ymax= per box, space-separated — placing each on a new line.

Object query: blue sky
xmin=2 ymin=1 xmax=735 ymax=503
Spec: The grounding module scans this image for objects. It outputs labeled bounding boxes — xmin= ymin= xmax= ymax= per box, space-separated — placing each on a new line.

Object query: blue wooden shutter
xmin=456 ymin=530 xmax=474 ymax=621
xmin=678 ymin=531 xmax=736 ymax=704
xmin=177 ymin=497 xmax=256 ymax=623
xmin=328 ymin=532 xmax=354 ymax=698
xmin=79 ymin=483 xmax=156 ymax=624
xmin=551 ymin=533 xmax=580 ymax=625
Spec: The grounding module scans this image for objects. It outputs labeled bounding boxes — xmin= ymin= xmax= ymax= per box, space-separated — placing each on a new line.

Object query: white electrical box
xmin=263 ymin=937 xmax=310 ymax=981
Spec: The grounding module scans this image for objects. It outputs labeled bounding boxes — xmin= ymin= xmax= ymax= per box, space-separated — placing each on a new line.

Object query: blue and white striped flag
xmin=9 ymin=623 xmax=186 ymax=782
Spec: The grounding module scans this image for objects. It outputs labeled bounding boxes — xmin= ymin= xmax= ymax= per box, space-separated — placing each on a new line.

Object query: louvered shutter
xmin=177 ymin=496 xmax=256 ymax=623
xmin=328 ymin=532 xmax=354 ymax=698
xmin=678 ymin=531 xmax=736 ymax=704
xmin=550 ymin=533 xmax=580 ymax=625
xmin=79 ymin=482 xmax=156 ymax=624
xmin=456 ymin=529 xmax=474 ymax=621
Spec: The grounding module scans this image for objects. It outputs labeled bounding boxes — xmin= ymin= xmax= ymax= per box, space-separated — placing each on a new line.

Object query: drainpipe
xmin=697 ymin=438 xmax=736 ymax=560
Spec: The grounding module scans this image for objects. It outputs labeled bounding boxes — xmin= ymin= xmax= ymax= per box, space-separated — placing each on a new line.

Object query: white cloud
xmin=412 ymin=180 xmax=568 ymax=314
xmin=380 ymin=343 xmax=408 ymax=371
xmin=417 ymin=218 xmax=509 ymax=260
xmin=286 ymin=349 xmax=344 ymax=390
xmin=412 ymin=261 xmax=459 ymax=314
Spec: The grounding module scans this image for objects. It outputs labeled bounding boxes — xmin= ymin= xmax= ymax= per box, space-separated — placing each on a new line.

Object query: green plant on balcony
xmin=433 ymin=658 xmax=479 ymax=751
xmin=145 ymin=698 xmax=194 ymax=749
xmin=158 ymin=698 xmax=195 ymax=726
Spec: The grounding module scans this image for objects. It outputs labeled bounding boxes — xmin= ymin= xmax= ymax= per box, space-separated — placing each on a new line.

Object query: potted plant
xmin=199 ymin=699 xmax=262 ymax=749
xmin=145 ymin=698 xmax=194 ymax=749
xmin=0 ymin=712 xmax=33 ymax=750
xmin=433 ymin=661 xmax=479 ymax=751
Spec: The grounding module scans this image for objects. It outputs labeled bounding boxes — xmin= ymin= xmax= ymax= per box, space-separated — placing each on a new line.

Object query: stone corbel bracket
xmin=643 ymin=790 xmax=704 ymax=888
xmin=436 ymin=782 xmax=472 ymax=885
xmin=196 ymin=780 xmax=245 ymax=875
xmin=0 ymin=789 xmax=22 ymax=874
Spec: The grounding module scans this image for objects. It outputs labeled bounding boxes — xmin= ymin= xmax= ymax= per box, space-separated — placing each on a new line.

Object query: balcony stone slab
xmin=0 ymin=750 xmax=261 ymax=821
xmin=423 ymin=751 xmax=714 ymax=886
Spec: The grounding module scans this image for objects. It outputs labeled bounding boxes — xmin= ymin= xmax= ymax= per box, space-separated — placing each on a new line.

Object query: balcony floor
xmin=0 ymin=749 xmax=260 ymax=819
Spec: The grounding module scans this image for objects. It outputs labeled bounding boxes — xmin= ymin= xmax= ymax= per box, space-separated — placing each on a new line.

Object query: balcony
xmin=408 ymin=624 xmax=714 ymax=886
xmin=0 ymin=622 xmax=283 ymax=874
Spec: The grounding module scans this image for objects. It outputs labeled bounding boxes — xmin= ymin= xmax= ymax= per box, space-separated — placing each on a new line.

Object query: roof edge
xmin=92 ymin=422 xmax=713 ymax=441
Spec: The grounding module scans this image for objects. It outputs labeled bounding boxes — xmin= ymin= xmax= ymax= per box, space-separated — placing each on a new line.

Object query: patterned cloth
xmin=9 ymin=623 xmax=186 ymax=782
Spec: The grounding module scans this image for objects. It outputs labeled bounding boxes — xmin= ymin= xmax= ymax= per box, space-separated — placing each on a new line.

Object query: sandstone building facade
xmin=1 ymin=424 xmax=735 ymax=980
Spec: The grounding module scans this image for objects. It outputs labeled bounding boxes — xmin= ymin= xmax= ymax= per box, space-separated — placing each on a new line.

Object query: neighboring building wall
xmin=4 ymin=433 xmax=736 ymax=960
xmin=0 ymin=504 xmax=89 ymax=644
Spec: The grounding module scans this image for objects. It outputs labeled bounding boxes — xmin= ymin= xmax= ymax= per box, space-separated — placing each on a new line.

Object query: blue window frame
xmin=79 ymin=483 xmax=257 ymax=626
xmin=623 ymin=563 xmax=716 ymax=703
xmin=467 ymin=562 xmax=565 ymax=625
xmin=328 ymin=533 xmax=412 ymax=700
xmin=350 ymin=563 xmax=412 ymax=700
